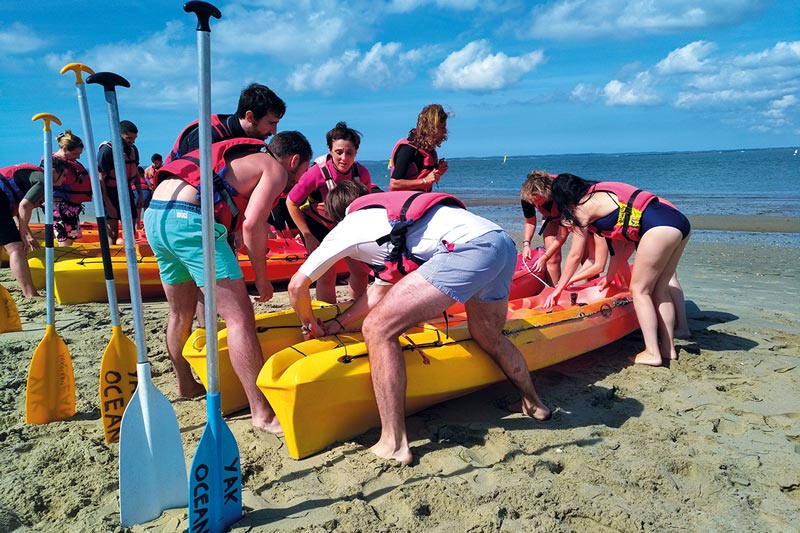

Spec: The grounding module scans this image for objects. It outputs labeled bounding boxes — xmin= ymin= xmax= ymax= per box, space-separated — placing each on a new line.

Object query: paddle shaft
xmin=197 ymin=30 xmax=221 ymax=397
xmin=88 ymin=74 xmax=148 ymax=364
xmin=63 ymin=64 xmax=123 ymax=327
xmin=35 ymin=115 xmax=59 ymax=326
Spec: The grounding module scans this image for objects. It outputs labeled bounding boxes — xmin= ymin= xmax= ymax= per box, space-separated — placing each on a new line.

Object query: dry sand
xmin=0 ymin=236 xmax=798 ymax=532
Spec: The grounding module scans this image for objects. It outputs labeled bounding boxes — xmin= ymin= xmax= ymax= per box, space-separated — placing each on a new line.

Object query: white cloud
xmin=603 ymin=71 xmax=661 ymax=106
xmin=525 ymin=0 xmax=766 ymax=40
xmin=288 ymin=42 xmax=416 ymax=93
xmin=571 ymin=83 xmax=602 ymax=102
xmin=0 ymin=23 xmax=47 ymax=55
xmin=386 ymin=0 xmax=482 ymax=13
xmin=656 ymin=41 xmax=716 ymax=74
xmin=734 ymin=40 xmax=800 ymax=68
xmin=433 ymin=40 xmax=545 ymax=91
xmin=43 ymin=21 xmax=213 ymax=110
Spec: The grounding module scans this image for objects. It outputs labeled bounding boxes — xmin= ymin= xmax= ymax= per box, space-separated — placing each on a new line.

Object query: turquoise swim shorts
xmin=143 ymin=199 xmax=243 ymax=286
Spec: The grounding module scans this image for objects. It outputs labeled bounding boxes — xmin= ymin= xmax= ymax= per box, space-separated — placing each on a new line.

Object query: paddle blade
xmin=25 ymin=325 xmax=75 ymax=424
xmin=189 ymin=393 xmax=242 ymax=532
xmin=100 ymin=326 xmax=138 ymax=443
xmin=0 ymin=284 xmax=22 ymax=333
xmin=119 ymin=363 xmax=187 ymax=527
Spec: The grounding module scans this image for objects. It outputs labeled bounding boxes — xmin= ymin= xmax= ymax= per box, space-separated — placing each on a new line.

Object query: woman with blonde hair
xmin=46 ymin=130 xmax=92 ymax=246
xmin=388 ymin=104 xmax=450 ymax=192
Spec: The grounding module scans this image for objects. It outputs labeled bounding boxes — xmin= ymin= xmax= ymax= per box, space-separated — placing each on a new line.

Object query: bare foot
xmin=370 ymin=440 xmax=412 ymax=465
xmin=252 ymin=414 xmax=283 ymax=435
xmin=628 ymin=350 xmax=663 ymax=366
xmin=177 ymin=380 xmax=206 ymax=399
xmin=22 ymin=291 xmax=41 ymax=298
xmin=507 ymin=400 xmax=552 ymax=421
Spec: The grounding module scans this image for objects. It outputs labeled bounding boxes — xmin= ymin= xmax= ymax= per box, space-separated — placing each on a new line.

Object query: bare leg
xmin=670 ymin=273 xmax=690 ymax=339
xmin=211 ymin=277 xmax=281 ymax=433
xmin=5 ymin=241 xmax=39 ymax=297
xmin=313 ymin=268 xmax=338 ymax=304
xmin=162 ymin=281 xmax=206 ymax=398
xmin=344 ymin=257 xmax=369 ymax=300
xmin=542 ymin=225 xmax=562 ymax=286
xmin=629 ymin=228 xmax=685 ymax=366
xmin=466 ymin=298 xmax=550 ymax=420
xmin=106 ymin=218 xmax=119 ymax=246
xmin=361 ymin=273 xmax=455 ymax=465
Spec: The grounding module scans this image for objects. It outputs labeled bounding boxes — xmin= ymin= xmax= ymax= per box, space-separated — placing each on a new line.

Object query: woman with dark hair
xmin=286 ymin=121 xmax=373 ymax=303
xmin=545 ymin=173 xmax=691 ymax=366
xmin=388 ymin=104 xmax=450 ymax=192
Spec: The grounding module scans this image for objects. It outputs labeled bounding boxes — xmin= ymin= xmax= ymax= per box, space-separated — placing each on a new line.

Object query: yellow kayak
xmin=257 ymin=283 xmax=638 ymax=459
xmin=182 ymin=254 xmax=545 ymax=415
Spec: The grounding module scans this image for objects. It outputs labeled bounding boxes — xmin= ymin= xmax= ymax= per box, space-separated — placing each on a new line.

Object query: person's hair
xmin=326 ymin=121 xmax=362 ymax=150
xmin=56 ymin=130 xmax=83 ymax=152
xmin=550 ymin=173 xmax=597 ymax=227
xmin=236 ymin=83 xmax=286 ymax=121
xmin=267 ymin=131 xmax=312 ymax=164
xmin=325 ymin=180 xmax=370 ymax=223
xmin=151 ymin=153 xmax=163 ymax=163
xmin=120 ymin=120 xmax=138 ymax=134
xmin=408 ymin=104 xmax=449 ymax=151
xmin=520 ymin=170 xmax=552 ymax=201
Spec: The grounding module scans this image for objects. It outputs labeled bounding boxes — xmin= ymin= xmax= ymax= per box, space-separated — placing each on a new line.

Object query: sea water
xmin=363 ymin=147 xmax=800 ymax=247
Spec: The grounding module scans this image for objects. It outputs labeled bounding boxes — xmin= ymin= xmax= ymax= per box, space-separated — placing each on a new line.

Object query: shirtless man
xmin=145 ymin=131 xmax=311 ymax=431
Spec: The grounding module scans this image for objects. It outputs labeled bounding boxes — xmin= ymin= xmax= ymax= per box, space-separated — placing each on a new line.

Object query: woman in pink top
xmin=286 ymin=122 xmax=372 ymax=303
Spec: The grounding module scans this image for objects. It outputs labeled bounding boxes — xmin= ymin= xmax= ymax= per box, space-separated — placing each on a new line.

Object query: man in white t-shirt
xmin=288 ymin=181 xmax=551 ymax=465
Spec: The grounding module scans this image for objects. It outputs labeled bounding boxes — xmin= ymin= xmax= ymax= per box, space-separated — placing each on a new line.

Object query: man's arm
xmin=16 ymin=199 xmax=40 ymax=251
xmin=239 ymin=154 xmax=286 ymax=302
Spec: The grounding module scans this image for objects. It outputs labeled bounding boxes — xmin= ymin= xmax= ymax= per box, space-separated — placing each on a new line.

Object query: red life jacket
xmin=156 ymin=138 xmax=270 ymax=233
xmin=43 ymin=156 xmax=92 ymax=204
xmin=99 ymin=141 xmax=139 ymax=188
xmin=587 ymin=181 xmax=662 ymax=242
xmin=388 ymin=138 xmax=438 ymax=190
xmin=165 ymin=114 xmax=232 ymax=163
xmin=0 ymin=164 xmax=41 ymax=215
xmin=349 ymin=191 xmax=465 ymax=283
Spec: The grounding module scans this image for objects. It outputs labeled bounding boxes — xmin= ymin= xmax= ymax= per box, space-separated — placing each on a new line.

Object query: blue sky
xmin=1 ymin=0 xmax=798 ymax=164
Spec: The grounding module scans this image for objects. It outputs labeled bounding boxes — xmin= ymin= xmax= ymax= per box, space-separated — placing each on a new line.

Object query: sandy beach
xmin=1 ymin=226 xmax=798 ymax=532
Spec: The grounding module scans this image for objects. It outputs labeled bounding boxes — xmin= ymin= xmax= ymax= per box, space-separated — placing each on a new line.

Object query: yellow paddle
xmin=26 ymin=113 xmax=76 ymax=424
xmin=0 ymin=283 xmax=22 ymax=333
xmin=61 ymin=62 xmax=138 ymax=443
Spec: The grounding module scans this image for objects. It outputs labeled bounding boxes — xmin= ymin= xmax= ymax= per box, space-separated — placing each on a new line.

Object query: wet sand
xmin=0 ymin=223 xmax=798 ymax=531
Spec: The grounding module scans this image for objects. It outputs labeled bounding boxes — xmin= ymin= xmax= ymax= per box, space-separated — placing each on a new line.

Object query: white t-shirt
xmin=298 ymin=205 xmax=501 ymax=282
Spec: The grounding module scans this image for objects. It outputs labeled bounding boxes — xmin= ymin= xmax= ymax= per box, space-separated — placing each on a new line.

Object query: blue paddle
xmin=183 ymin=3 xmax=243 ymax=532
xmin=86 ymin=71 xmax=188 ymax=527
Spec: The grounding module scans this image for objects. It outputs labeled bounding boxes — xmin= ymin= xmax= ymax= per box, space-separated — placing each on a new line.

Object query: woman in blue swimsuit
xmin=537 ymin=173 xmax=690 ymax=366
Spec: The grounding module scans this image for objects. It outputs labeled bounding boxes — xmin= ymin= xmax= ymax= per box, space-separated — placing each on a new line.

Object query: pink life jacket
xmin=349 ymin=191 xmax=466 ymax=283
xmin=156 ymin=138 xmax=270 ymax=233
xmin=388 ymin=138 xmax=438 ymax=190
xmin=587 ymin=181 xmax=663 ymax=242
xmin=165 ymin=114 xmax=232 ymax=163
xmin=0 ymin=164 xmax=42 ymax=215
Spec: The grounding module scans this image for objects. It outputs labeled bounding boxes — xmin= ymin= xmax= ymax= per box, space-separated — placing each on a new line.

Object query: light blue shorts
xmin=417 ymin=230 xmax=516 ymax=304
xmin=143 ymin=200 xmax=243 ymax=286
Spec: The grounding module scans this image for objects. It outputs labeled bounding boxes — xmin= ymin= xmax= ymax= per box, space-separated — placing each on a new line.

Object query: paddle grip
xmin=59 ymin=63 xmax=95 ymax=85
xmin=31 ymin=113 xmax=62 ymax=132
xmin=86 ymin=72 xmax=131 ymax=92
xmin=184 ymin=1 xmax=221 ymax=31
